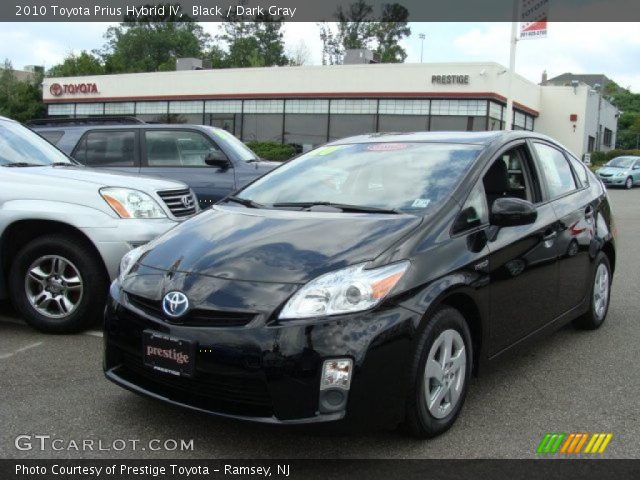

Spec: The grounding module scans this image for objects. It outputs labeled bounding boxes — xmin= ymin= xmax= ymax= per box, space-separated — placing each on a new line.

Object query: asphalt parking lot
xmin=1 ymin=187 xmax=638 ymax=459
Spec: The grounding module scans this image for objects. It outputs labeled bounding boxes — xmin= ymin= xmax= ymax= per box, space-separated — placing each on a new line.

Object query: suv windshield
xmin=607 ymin=157 xmax=637 ymax=169
xmin=236 ymin=142 xmax=482 ymax=214
xmin=0 ymin=120 xmax=74 ymax=167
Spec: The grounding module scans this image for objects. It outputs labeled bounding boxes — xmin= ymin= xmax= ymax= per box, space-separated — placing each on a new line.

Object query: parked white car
xmin=0 ymin=116 xmax=198 ymax=332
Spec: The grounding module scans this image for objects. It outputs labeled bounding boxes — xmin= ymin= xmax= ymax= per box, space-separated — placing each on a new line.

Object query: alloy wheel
xmin=24 ymin=255 xmax=84 ymax=319
xmin=593 ymin=262 xmax=610 ymax=320
xmin=424 ymin=329 xmax=467 ymax=419
xmin=626 ymin=177 xmax=633 ymax=189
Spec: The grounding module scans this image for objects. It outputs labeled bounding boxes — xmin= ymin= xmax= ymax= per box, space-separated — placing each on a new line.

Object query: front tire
xmin=625 ymin=176 xmax=633 ymax=189
xmin=9 ymin=234 xmax=108 ymax=333
xmin=573 ymin=252 xmax=612 ymax=330
xmin=404 ymin=306 xmax=473 ymax=438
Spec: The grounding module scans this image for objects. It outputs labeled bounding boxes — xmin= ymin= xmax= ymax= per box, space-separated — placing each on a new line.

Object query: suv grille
xmin=157 ymin=189 xmax=197 ymax=218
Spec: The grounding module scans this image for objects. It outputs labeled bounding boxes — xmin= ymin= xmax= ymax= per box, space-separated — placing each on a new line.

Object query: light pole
xmin=418 ymin=33 xmax=426 ymax=63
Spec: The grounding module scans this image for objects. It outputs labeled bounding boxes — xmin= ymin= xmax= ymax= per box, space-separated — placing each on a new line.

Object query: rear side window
xmin=73 ymin=130 xmax=136 ymax=167
xmin=568 ymin=155 xmax=589 ymax=187
xmin=533 ymin=142 xmax=577 ymax=199
xmin=145 ymin=130 xmax=226 ymax=167
xmin=37 ymin=130 xmax=64 ymax=145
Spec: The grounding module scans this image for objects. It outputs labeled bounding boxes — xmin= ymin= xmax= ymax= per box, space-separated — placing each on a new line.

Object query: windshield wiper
xmin=272 ymin=202 xmax=399 ymax=214
xmin=50 ymin=162 xmax=77 ymax=167
xmin=2 ymin=162 xmax=42 ymax=167
xmin=225 ymin=195 xmax=265 ymax=209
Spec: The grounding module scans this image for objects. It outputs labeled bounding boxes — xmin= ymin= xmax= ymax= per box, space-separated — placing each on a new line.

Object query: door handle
xmin=542 ymin=231 xmax=557 ymax=241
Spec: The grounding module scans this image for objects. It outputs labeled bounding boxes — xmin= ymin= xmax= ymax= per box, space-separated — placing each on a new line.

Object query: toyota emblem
xmin=181 ymin=195 xmax=194 ymax=209
xmin=162 ymin=291 xmax=189 ymax=318
xmin=49 ymin=83 xmax=63 ymax=96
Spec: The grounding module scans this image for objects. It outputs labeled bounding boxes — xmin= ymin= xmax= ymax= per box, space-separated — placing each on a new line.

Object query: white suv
xmin=0 ymin=116 xmax=198 ymax=332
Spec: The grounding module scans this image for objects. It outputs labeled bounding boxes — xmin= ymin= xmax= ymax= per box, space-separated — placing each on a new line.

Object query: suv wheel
xmin=573 ymin=252 xmax=612 ymax=330
xmin=9 ymin=235 xmax=108 ymax=333
xmin=404 ymin=306 xmax=472 ymax=438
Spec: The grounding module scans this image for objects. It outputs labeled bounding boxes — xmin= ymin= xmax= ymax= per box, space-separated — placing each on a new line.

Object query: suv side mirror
xmin=490 ymin=197 xmax=537 ymax=227
xmin=204 ymin=150 xmax=231 ymax=168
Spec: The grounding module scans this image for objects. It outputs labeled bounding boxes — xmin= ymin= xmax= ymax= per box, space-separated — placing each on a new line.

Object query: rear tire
xmin=573 ymin=252 xmax=611 ymax=330
xmin=9 ymin=234 xmax=108 ymax=333
xmin=404 ymin=306 xmax=473 ymax=438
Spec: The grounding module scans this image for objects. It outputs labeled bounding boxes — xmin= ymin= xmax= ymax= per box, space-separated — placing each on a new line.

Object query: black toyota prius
xmin=104 ymin=131 xmax=615 ymax=437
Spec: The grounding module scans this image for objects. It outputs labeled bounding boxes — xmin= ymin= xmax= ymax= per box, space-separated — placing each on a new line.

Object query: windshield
xmin=236 ymin=142 xmax=482 ymax=214
xmin=0 ymin=120 xmax=74 ymax=166
xmin=607 ymin=157 xmax=637 ymax=169
xmin=205 ymin=127 xmax=258 ymax=162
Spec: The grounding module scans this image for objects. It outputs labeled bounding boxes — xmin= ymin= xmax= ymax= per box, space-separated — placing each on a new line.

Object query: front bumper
xmin=598 ymin=175 xmax=626 ymax=186
xmin=82 ymin=219 xmax=180 ymax=280
xmin=103 ymin=286 xmax=420 ymax=426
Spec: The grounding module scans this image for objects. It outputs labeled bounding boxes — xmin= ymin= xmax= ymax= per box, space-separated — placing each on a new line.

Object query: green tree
xmin=101 ymin=4 xmax=210 ymax=73
xmin=0 ymin=60 xmax=45 ymax=122
xmin=48 ymin=51 xmax=104 ymax=77
xmin=374 ymin=4 xmax=411 ymax=63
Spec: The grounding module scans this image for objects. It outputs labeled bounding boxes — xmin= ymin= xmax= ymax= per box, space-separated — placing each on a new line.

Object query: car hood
xmin=598 ymin=167 xmax=628 ymax=176
xmin=24 ymin=165 xmax=186 ymax=191
xmin=137 ymin=205 xmax=422 ymax=284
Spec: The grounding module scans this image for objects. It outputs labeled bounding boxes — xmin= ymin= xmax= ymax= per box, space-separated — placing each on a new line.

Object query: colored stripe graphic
xmin=538 ymin=433 xmax=613 ymax=454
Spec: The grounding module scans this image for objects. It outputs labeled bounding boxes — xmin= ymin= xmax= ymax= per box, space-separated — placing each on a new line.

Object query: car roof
xmin=32 ymin=123 xmax=219 ymax=132
xmin=328 ymin=130 xmax=555 ymax=146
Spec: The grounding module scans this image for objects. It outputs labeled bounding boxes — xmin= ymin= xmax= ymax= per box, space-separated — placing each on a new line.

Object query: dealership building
xmin=42 ymin=61 xmax=618 ymax=158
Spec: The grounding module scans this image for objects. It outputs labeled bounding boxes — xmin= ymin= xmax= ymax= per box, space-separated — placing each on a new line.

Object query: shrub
xmin=589 ymin=149 xmax=640 ymax=168
xmin=246 ymin=141 xmax=296 ymax=161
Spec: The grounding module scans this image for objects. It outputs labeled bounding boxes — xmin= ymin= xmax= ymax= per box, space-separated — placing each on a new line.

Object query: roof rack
xmin=26 ymin=116 xmax=146 ymax=127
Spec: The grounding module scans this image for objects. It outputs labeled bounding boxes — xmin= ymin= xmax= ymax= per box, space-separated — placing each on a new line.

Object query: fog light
xmin=320 ymin=358 xmax=353 ymax=391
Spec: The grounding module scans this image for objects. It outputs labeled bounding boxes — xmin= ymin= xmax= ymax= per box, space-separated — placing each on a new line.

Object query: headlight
xmin=100 ymin=188 xmax=166 ymax=219
xmin=118 ymin=246 xmax=145 ymax=283
xmin=616 ymin=172 xmax=626 ymax=177
xmin=279 ymin=261 xmax=410 ymax=319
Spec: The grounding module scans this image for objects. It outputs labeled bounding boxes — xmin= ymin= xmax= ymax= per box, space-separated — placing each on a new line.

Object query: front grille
xmin=157 ymin=188 xmax=197 ymax=218
xmin=127 ymin=293 xmax=257 ymax=327
xmin=599 ymin=173 xmax=613 ymax=178
xmin=114 ymin=349 xmax=273 ymax=417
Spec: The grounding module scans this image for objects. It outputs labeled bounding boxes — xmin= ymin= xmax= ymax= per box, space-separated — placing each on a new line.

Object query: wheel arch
xmin=601 ymin=241 xmax=616 ymax=274
xmin=0 ymin=219 xmax=109 ymax=290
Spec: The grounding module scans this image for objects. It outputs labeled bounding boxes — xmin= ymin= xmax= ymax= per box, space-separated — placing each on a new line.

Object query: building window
xmin=330 ymin=99 xmax=378 ymax=114
xmin=329 ymin=114 xmax=377 ymax=140
xmin=104 ymin=102 xmax=135 ymax=115
xmin=588 ymin=136 xmax=595 ymax=152
xmin=242 ymin=114 xmax=283 ymax=142
xmin=169 ymin=101 xmax=204 ymax=114
xmin=513 ymin=110 xmax=526 ymax=130
xmin=205 ymin=100 xmax=243 ymax=113
xmin=206 ymin=114 xmax=242 ymax=137
xmin=378 ymin=115 xmax=428 ymax=132
xmin=284 ymin=114 xmax=329 ymax=149
xmin=75 ymin=103 xmax=104 ymax=116
xmin=378 ymin=99 xmax=430 ymax=115
xmin=603 ymin=128 xmax=612 ymax=147
xmin=48 ymin=104 xmax=74 ymax=116
xmin=243 ymin=100 xmax=284 ymax=114
xmin=430 ymin=116 xmax=471 ymax=131
xmin=285 ymin=99 xmax=329 ymax=114
xmin=136 ymin=102 xmax=168 ymax=114
xmin=431 ymin=99 xmax=487 ymax=116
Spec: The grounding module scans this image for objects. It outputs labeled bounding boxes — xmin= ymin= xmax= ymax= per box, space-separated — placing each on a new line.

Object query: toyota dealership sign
xmin=49 ymin=82 xmax=99 ymax=96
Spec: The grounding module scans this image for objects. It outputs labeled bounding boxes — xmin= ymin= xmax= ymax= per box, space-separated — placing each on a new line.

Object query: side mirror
xmin=490 ymin=197 xmax=537 ymax=227
xmin=204 ymin=151 xmax=231 ymax=168
xmin=633 ymin=165 xmax=640 ymax=170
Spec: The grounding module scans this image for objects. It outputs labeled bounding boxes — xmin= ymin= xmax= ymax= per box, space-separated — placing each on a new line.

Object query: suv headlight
xmin=279 ymin=261 xmax=410 ymax=320
xmin=100 ymin=188 xmax=166 ymax=219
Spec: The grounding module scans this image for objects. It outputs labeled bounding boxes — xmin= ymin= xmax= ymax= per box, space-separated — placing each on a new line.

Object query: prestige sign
xmin=49 ymin=82 xmax=98 ymax=96
xmin=432 ymin=75 xmax=470 ymax=85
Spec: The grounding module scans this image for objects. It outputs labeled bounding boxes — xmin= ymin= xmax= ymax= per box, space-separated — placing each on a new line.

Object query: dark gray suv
xmin=32 ymin=120 xmax=279 ymax=208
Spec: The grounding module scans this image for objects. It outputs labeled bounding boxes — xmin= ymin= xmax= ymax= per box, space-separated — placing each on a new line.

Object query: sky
xmin=1 ymin=22 xmax=639 ymax=91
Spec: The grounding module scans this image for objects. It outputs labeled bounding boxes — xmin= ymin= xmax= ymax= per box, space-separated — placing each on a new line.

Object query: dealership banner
xmin=3 ymin=459 xmax=640 ymax=480
xmin=2 ymin=0 xmax=640 ymax=21
xmin=520 ymin=0 xmax=549 ymax=39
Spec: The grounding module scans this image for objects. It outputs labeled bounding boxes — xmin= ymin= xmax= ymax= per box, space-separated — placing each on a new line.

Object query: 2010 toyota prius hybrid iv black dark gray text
xmin=104 ymin=131 xmax=615 ymax=437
